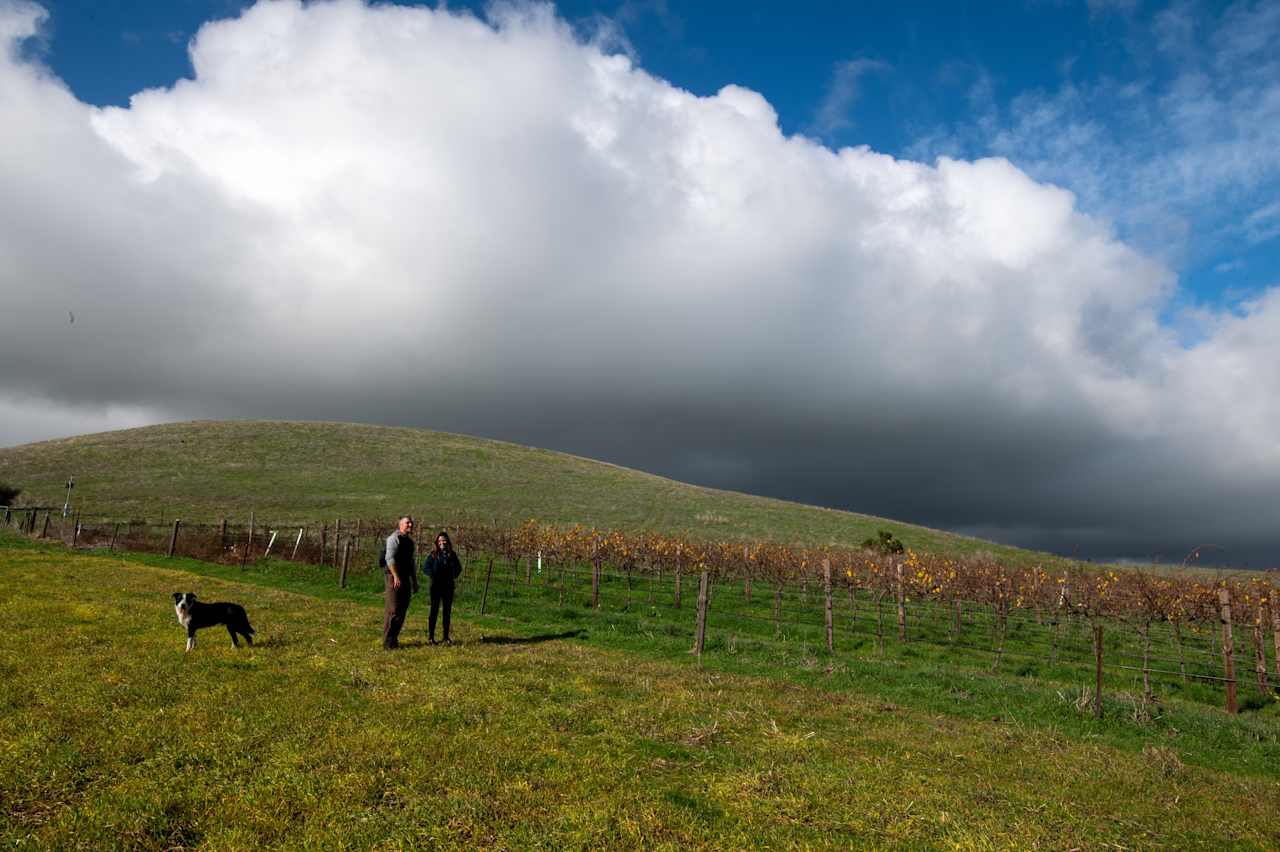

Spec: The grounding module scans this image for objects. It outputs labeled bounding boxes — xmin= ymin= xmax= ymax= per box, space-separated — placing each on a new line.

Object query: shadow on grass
xmin=479 ymin=629 xmax=585 ymax=646
xmin=390 ymin=639 xmax=432 ymax=649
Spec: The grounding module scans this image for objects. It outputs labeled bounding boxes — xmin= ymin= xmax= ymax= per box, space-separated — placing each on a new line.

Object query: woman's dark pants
xmin=429 ymin=583 xmax=455 ymax=642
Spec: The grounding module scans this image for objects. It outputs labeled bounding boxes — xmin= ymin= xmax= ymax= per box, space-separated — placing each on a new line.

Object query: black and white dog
xmin=172 ymin=592 xmax=255 ymax=652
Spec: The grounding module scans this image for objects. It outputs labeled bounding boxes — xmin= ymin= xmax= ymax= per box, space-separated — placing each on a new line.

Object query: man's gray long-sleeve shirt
xmin=384 ymin=532 xmax=416 ymax=581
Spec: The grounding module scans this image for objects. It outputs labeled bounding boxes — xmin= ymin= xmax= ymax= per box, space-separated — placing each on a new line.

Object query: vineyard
xmin=5 ymin=539 xmax=1277 ymax=847
xmin=8 ymin=504 xmax=1278 ymax=723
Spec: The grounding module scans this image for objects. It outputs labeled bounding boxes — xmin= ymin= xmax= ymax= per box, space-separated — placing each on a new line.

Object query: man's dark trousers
xmin=383 ymin=574 xmax=413 ymax=649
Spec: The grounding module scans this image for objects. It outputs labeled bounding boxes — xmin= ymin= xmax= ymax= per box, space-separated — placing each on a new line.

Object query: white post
xmin=263 ymin=530 xmax=278 ymax=557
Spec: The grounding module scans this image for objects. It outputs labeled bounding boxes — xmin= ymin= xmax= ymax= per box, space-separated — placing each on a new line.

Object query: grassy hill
xmin=2 ymin=539 xmax=1275 ymax=847
xmin=0 ymin=419 xmax=1049 ymax=563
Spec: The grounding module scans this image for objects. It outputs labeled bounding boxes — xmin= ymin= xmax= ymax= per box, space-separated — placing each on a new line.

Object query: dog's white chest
xmin=175 ymin=605 xmax=191 ymax=628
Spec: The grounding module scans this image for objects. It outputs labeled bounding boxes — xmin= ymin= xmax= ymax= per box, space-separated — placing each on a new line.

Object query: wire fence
xmin=4 ymin=505 xmax=1276 ymax=717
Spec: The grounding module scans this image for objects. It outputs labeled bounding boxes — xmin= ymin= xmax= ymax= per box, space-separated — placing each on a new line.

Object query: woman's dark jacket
xmin=422 ymin=549 xmax=463 ymax=588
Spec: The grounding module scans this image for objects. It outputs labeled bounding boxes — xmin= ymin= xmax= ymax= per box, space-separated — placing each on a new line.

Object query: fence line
xmin=5 ymin=509 xmax=1272 ymax=716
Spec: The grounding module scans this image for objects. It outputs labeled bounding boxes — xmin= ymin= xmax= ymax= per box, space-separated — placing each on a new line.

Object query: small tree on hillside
xmin=862 ymin=529 xmax=904 ymax=555
xmin=0 ymin=482 xmax=19 ymax=507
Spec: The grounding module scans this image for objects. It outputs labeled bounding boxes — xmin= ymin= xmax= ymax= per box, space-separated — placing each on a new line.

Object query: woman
xmin=422 ymin=530 xmax=463 ymax=644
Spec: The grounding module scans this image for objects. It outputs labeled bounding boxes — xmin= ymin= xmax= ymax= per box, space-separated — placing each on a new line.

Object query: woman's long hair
xmin=433 ymin=530 xmax=452 ymax=555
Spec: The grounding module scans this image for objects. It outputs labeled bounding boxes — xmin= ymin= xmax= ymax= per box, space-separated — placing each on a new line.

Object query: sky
xmin=1 ymin=0 xmax=1278 ymax=565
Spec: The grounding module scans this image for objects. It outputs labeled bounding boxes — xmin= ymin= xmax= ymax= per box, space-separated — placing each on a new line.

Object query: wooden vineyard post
xmin=823 ymin=558 xmax=834 ymax=653
xmin=674 ymin=545 xmax=683 ymax=609
xmin=1166 ymin=619 xmax=1186 ymax=682
xmin=591 ymin=538 xmax=601 ymax=609
xmin=1253 ymin=615 xmax=1270 ymax=697
xmin=292 ymin=527 xmax=305 ymax=560
xmin=1220 ymin=588 xmax=1237 ymax=715
xmin=263 ymin=530 xmax=278 ymax=557
xmin=991 ymin=588 xmax=1010 ymax=674
xmin=334 ymin=518 xmax=341 ymax=567
xmin=1049 ymin=586 xmax=1066 ymax=664
xmin=108 ymin=522 xmax=119 ymax=552
xmin=339 ymin=540 xmax=351 ymax=589
xmin=773 ymin=583 xmax=783 ymax=636
xmin=691 ymin=570 xmax=710 ymax=660
xmin=1271 ymin=601 xmax=1280 ymax=686
xmin=219 ymin=518 xmax=228 ymax=550
xmin=166 ymin=520 xmax=181 ymax=558
xmin=480 ymin=558 xmax=494 ymax=615
xmin=1032 ymin=569 xmax=1043 ymax=625
xmin=895 ymin=561 xmax=907 ymax=642
xmin=247 ymin=512 xmax=255 ymax=554
xmin=71 ymin=512 xmax=80 ymax=548
xmin=1138 ymin=621 xmax=1153 ymax=704
xmin=319 ymin=525 xmax=327 ymax=567
xmin=1093 ymin=624 xmax=1104 ymax=720
xmin=875 ymin=589 xmax=886 ymax=653
xmin=847 ymin=576 xmax=857 ymax=625
xmin=40 ymin=512 xmax=50 ymax=539
xmin=2 ymin=507 xmax=8 ymax=526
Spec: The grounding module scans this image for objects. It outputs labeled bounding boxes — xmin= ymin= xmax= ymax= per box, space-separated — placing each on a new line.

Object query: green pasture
xmin=1 ymin=534 xmax=1276 ymax=848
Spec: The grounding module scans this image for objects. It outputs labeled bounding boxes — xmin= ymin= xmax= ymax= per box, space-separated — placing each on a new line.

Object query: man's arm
xmin=386 ymin=535 xmax=401 ymax=589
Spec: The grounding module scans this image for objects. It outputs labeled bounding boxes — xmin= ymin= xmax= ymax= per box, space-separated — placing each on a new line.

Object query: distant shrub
xmin=0 ymin=482 xmax=19 ymax=507
xmin=862 ymin=529 xmax=904 ymax=554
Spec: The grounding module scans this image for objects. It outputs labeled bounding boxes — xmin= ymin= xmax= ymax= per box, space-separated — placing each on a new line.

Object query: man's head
xmin=398 ymin=516 xmax=414 ymax=535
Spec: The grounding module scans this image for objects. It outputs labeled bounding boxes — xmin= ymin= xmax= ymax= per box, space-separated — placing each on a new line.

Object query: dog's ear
xmin=172 ymin=592 xmax=183 ymax=603
xmin=188 ymin=592 xmax=197 ymax=601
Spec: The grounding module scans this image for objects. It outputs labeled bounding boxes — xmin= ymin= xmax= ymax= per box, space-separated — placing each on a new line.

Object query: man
xmin=383 ymin=515 xmax=419 ymax=649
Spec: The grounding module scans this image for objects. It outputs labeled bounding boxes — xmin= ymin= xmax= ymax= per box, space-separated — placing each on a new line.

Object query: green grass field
xmin=2 ymin=534 xmax=1277 ymax=849
xmin=0 ymin=420 xmax=1058 ymax=565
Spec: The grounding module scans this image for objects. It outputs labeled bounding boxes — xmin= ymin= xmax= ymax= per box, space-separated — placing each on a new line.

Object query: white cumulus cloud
xmin=1 ymin=0 xmax=1277 ymax=563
